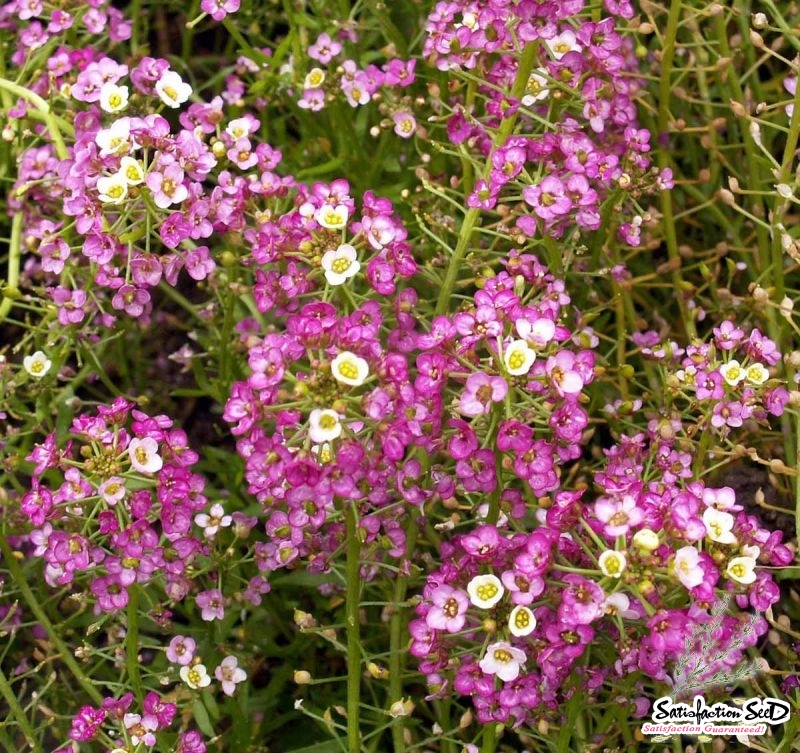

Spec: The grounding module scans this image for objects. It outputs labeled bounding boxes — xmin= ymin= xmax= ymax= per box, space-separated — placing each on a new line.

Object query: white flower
xmin=598 ymin=550 xmax=627 ymax=578
xmin=603 ymin=592 xmax=639 ymax=618
xmin=726 ymin=555 xmax=758 ymax=585
xmin=331 ymin=351 xmax=369 ymax=386
xmin=119 ymin=156 xmax=145 ymax=185
xmin=673 ymin=546 xmax=704 ymax=589
xmin=308 ymin=408 xmax=342 ymax=443
xmin=719 ymin=359 xmax=746 ymax=386
xmin=96 ymin=172 xmax=128 ymax=204
xmin=195 ymin=503 xmax=233 ymax=539
xmin=479 ymin=641 xmax=526 ymax=682
xmin=128 ymin=437 xmax=163 ymax=474
xmin=545 ymin=30 xmax=582 ymax=60
xmin=321 ymin=243 xmax=360 ymax=285
xmin=632 ymin=528 xmax=660 ymax=552
xmin=304 ymin=67 xmax=326 ymax=89
xmin=215 ymin=656 xmax=247 ymax=696
xmin=23 ymin=350 xmax=52 ymax=378
xmin=99 ymin=82 xmax=129 ymax=113
xmin=515 ymin=317 xmax=555 ymax=346
xmin=508 ymin=605 xmax=537 ymax=637
xmin=95 ymin=118 xmax=131 ymax=156
xmin=745 ymin=362 xmax=769 ymax=385
xmin=225 ymin=117 xmax=252 ymax=139
xmin=502 ymin=339 xmax=537 ymax=376
xmin=311 ymin=442 xmax=334 ymax=464
xmin=466 ymin=574 xmax=504 ymax=609
xmin=155 ymin=70 xmax=192 ymax=108
xmin=522 ymin=68 xmax=549 ymax=106
xmin=702 ymin=507 xmax=737 ymax=545
xmin=315 ymin=204 xmax=349 ymax=230
xmin=180 ymin=663 xmax=212 ymax=689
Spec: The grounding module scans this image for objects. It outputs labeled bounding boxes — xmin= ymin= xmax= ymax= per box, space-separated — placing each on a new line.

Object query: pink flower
xmin=426 ymin=585 xmax=469 ymax=633
xmin=459 ymin=372 xmax=508 ymax=416
xmin=146 ymin=162 xmax=189 ymax=208
xmin=200 ymin=0 xmax=240 ymax=21
xmin=308 ymin=32 xmax=342 ymax=64
xmin=215 ymin=656 xmax=247 ymax=696
xmin=523 ymin=175 xmax=573 ymax=221
xmin=594 ymin=494 xmax=644 ymax=538
xmin=166 ymin=635 xmax=197 ymax=665
xmin=196 ymin=588 xmax=225 ymax=621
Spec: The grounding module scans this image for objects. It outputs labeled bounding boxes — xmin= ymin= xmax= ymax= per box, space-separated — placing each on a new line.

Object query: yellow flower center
xmin=337 ymin=361 xmax=359 ymax=379
xmin=512 ymin=609 xmax=531 ymax=631
xmin=508 ymin=349 xmax=526 ymax=370
xmin=476 ymin=582 xmax=499 ymax=602
xmin=332 ymin=257 xmax=352 ymax=274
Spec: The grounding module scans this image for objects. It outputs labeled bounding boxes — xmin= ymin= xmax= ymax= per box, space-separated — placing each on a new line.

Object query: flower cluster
xmin=20 ymin=398 xmax=234 ymax=615
xmin=423 ymin=0 xmax=671 ymax=242
xmin=65 ymin=691 xmax=205 ymax=752
xmin=410 ymin=442 xmax=787 ymax=726
xmin=634 ymin=320 xmax=789 ymax=434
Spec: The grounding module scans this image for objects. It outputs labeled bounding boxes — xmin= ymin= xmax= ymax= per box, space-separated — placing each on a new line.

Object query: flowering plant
xmin=1 ymin=0 xmax=799 ymax=752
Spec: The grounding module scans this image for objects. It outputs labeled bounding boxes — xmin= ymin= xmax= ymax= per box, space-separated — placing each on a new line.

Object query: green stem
xmin=0 ymin=77 xmax=69 ymax=160
xmin=481 ymin=721 xmax=497 ymax=753
xmin=389 ymin=521 xmax=417 ymax=753
xmin=0 ymin=660 xmax=44 ymax=753
xmin=126 ymin=585 xmax=143 ymax=703
xmin=0 ymin=535 xmax=103 ymax=705
xmin=0 ymin=211 xmax=23 ymax=324
xmin=434 ymin=41 xmax=539 ymax=317
xmin=345 ymin=502 xmax=363 ymax=753
xmin=655 ymin=0 xmax=696 ymax=339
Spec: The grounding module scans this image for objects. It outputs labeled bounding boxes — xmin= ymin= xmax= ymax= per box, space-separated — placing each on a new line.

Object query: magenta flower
xmin=166 ymin=635 xmax=196 ymax=665
xmin=146 ymin=162 xmax=189 ymax=208
xmin=200 ymin=0 xmax=240 ymax=21
xmin=523 ymin=175 xmax=573 ymax=221
xmin=558 ymin=574 xmax=605 ymax=626
xmin=459 ymin=372 xmax=508 ymax=416
xmin=196 ymin=588 xmax=225 ymax=621
xmin=594 ymin=494 xmax=644 ymax=538
xmin=426 ymin=585 xmax=469 ymax=633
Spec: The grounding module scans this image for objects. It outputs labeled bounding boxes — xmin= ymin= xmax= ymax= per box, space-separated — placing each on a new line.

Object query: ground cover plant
xmin=1 ymin=0 xmax=800 ymax=751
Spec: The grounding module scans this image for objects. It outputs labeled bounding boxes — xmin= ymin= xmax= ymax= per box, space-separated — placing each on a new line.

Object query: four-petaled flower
xmin=180 ymin=663 xmax=212 ymax=690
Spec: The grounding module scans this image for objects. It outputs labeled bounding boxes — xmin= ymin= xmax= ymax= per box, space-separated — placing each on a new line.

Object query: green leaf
xmin=202 ymin=688 xmax=220 ymax=720
xmin=192 ymin=697 xmax=216 ymax=738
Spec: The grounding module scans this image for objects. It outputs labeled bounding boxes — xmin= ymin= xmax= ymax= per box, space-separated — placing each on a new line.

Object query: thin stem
xmin=126 ymin=585 xmax=143 ymax=703
xmin=0 ymin=534 xmax=104 ymax=705
xmin=655 ymin=0 xmax=696 ymax=339
xmin=434 ymin=41 xmax=539 ymax=317
xmin=0 ymin=660 xmax=44 ymax=753
xmin=481 ymin=721 xmax=497 ymax=753
xmin=345 ymin=502 xmax=363 ymax=753
xmin=0 ymin=77 xmax=70 ymax=160
xmin=0 ymin=211 xmax=23 ymax=324
xmin=389 ymin=520 xmax=417 ymax=753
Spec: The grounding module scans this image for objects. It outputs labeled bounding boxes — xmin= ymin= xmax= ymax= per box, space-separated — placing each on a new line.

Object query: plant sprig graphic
xmin=671 ymin=594 xmax=766 ymax=698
